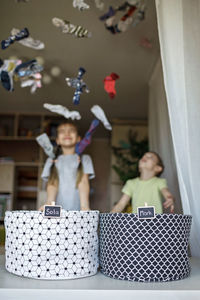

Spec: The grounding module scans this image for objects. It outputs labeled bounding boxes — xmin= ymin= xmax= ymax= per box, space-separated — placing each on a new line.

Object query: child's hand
xmin=51 ymin=159 xmax=58 ymax=163
xmin=163 ymin=196 xmax=174 ymax=213
xmin=161 ymin=188 xmax=175 ymax=213
xmin=38 ymin=205 xmax=45 ymax=212
xmin=111 ymin=194 xmax=131 ymax=213
xmin=163 ymin=197 xmax=174 ymax=214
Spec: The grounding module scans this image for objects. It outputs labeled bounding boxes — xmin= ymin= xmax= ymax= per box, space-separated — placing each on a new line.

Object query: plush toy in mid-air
xmin=103 ymin=72 xmax=119 ymax=99
xmin=52 ymin=17 xmax=91 ymax=38
xmin=14 ymin=59 xmax=43 ymax=78
xmin=73 ymin=0 xmax=90 ymax=11
xmin=1 ymin=28 xmax=29 ymax=50
xmin=0 ymin=58 xmax=22 ymax=91
xmin=65 ymin=67 xmax=90 ymax=105
xmin=11 ymin=28 xmax=45 ymax=50
xmin=43 ymin=103 xmax=81 ymax=120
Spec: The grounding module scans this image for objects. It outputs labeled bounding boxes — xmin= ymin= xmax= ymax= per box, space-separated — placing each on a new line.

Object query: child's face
xmin=139 ymin=152 xmax=162 ymax=175
xmin=56 ymin=124 xmax=80 ymax=148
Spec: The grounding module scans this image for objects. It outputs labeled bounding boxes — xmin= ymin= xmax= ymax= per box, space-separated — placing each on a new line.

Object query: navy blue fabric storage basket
xmin=99 ymin=213 xmax=192 ymax=282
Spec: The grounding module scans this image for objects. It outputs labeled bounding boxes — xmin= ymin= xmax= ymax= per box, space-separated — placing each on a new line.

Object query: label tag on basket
xmin=137 ymin=204 xmax=155 ymax=220
xmin=43 ymin=205 xmax=62 ymax=218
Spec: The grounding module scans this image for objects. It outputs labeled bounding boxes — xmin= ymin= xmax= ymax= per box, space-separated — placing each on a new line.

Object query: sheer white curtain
xmin=148 ymin=59 xmax=182 ymax=214
xmin=155 ymin=0 xmax=200 ymax=256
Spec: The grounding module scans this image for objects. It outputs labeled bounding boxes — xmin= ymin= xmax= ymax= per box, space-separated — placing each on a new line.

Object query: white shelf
xmin=15 ymin=162 xmax=42 ymax=167
xmin=0 ymin=162 xmax=41 ymax=167
xmin=0 ymin=136 xmax=55 ymax=141
xmin=0 ymin=256 xmax=200 ymax=300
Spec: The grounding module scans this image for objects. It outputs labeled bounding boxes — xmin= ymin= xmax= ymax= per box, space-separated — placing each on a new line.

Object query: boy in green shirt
xmin=111 ymin=152 xmax=175 ymax=214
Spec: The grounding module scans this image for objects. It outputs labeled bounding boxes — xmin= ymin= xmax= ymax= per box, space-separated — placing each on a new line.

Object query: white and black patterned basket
xmin=5 ymin=210 xmax=99 ymax=280
xmin=99 ymin=213 xmax=192 ymax=282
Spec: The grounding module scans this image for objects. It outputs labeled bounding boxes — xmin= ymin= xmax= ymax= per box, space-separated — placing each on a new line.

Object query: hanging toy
xmin=105 ymin=5 xmax=137 ymax=34
xmin=90 ymin=105 xmax=112 ymax=130
xmin=75 ymin=119 xmax=100 ymax=155
xmin=14 ymin=59 xmax=43 ymax=78
xmin=0 ymin=59 xmax=22 ymax=92
xmin=1 ymin=28 xmax=29 ymax=50
xmin=99 ymin=6 xmax=116 ymax=21
xmin=100 ymin=1 xmax=144 ymax=34
xmin=103 ymin=73 xmax=119 ymax=99
xmin=73 ymin=0 xmax=89 ymax=11
xmin=75 ymin=105 xmax=112 ymax=154
xmin=65 ymin=67 xmax=89 ymax=105
xmin=52 ymin=18 xmax=91 ymax=38
xmin=36 ymin=133 xmax=55 ymax=159
xmin=43 ymin=103 xmax=81 ymax=120
xmin=11 ymin=28 xmax=45 ymax=50
xmin=15 ymin=0 xmax=30 ymax=2
xmin=20 ymin=73 xmax=42 ymax=94
xmin=94 ymin=0 xmax=104 ymax=11
xmin=132 ymin=3 xmax=146 ymax=27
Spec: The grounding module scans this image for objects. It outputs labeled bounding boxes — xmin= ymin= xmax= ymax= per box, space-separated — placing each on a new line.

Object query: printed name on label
xmin=137 ymin=206 xmax=155 ymax=220
xmin=43 ymin=205 xmax=62 ymax=218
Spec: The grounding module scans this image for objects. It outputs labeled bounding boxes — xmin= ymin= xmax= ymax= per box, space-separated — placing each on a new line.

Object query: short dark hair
xmin=149 ymin=151 xmax=164 ymax=177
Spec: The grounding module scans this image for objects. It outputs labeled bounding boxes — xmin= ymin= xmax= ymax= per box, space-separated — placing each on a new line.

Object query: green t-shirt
xmin=122 ymin=177 xmax=167 ymax=214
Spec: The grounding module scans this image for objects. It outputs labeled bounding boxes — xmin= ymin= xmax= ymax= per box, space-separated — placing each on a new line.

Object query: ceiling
xmin=0 ymin=0 xmax=160 ymax=136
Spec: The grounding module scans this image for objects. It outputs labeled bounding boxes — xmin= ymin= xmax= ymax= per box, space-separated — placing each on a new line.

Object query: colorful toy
xmin=11 ymin=28 xmax=45 ymax=50
xmin=52 ymin=18 xmax=91 ymax=38
xmin=14 ymin=59 xmax=43 ymax=77
xmin=0 ymin=59 xmax=22 ymax=91
xmin=75 ymin=119 xmax=100 ymax=155
xmin=1 ymin=28 xmax=29 ymax=50
xmin=103 ymin=72 xmax=119 ymax=99
xmin=43 ymin=103 xmax=81 ymax=120
xmin=21 ymin=73 xmax=42 ymax=94
xmin=65 ymin=67 xmax=89 ymax=105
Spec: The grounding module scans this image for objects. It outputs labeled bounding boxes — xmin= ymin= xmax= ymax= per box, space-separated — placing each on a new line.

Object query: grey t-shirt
xmin=41 ymin=154 xmax=95 ymax=211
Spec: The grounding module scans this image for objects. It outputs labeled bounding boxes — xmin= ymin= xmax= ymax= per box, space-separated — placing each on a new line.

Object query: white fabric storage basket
xmin=100 ymin=213 xmax=192 ymax=282
xmin=5 ymin=210 xmax=99 ymax=280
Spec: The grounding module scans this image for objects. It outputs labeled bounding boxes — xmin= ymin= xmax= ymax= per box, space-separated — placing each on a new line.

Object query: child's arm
xmin=39 ymin=183 xmax=58 ymax=211
xmin=78 ymin=174 xmax=90 ymax=210
xmin=161 ymin=188 xmax=175 ymax=213
xmin=111 ymin=193 xmax=131 ymax=213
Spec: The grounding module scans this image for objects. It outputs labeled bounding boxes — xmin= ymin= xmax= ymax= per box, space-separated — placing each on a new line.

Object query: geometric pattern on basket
xmin=99 ymin=213 xmax=192 ymax=282
xmin=5 ymin=210 xmax=99 ymax=280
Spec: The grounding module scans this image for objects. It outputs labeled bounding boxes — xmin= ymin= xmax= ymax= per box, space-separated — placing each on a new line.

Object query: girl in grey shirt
xmin=40 ymin=121 xmax=95 ymax=211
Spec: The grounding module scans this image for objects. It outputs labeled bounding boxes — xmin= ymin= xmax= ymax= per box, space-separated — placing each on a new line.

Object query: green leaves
xmin=112 ymin=130 xmax=148 ymax=184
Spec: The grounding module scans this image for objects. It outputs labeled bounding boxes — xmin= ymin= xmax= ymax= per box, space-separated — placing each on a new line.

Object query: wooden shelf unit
xmin=0 ymin=111 xmax=64 ymax=217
